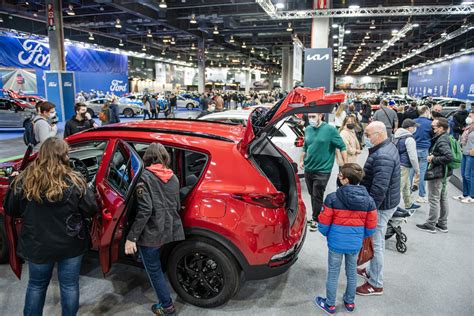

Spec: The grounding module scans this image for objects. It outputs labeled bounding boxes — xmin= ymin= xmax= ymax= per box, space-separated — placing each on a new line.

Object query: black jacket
xmin=4 ymin=182 xmax=98 ymax=264
xmin=425 ymin=132 xmax=454 ymax=180
xmin=403 ymin=108 xmax=419 ymax=121
xmin=361 ymin=139 xmax=401 ymax=210
xmin=64 ymin=115 xmax=95 ymax=138
xmin=453 ymin=110 xmax=469 ymax=134
xmin=127 ymin=166 xmax=185 ymax=247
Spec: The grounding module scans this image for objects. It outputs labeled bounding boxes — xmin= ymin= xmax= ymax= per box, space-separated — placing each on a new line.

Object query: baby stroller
xmin=385 ymin=207 xmax=411 ymax=253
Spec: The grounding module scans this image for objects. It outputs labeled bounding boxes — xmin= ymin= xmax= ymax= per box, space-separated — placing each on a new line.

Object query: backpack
xmin=447 ymin=135 xmax=462 ymax=170
xmin=23 ymin=116 xmax=43 ymax=146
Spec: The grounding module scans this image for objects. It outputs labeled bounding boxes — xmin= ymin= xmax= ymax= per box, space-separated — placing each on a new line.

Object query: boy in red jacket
xmin=315 ymin=163 xmax=377 ymax=314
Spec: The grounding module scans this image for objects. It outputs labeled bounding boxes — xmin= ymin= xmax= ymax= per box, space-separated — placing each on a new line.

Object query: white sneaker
xmin=461 ymin=197 xmax=474 ymax=204
xmin=416 ymin=197 xmax=428 ymax=203
xmin=452 ymin=195 xmax=465 ymax=201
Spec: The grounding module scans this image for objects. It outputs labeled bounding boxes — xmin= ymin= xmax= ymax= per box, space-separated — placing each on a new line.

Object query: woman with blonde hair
xmin=4 ymin=137 xmax=98 ymax=316
xmin=334 ymin=103 xmax=347 ymax=129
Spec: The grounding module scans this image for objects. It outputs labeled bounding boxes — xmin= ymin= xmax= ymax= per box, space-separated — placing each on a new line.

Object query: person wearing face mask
xmin=393 ymin=119 xmax=421 ymax=210
xmin=416 ymin=117 xmax=453 ymax=234
xmin=453 ymin=112 xmax=474 ymax=203
xmin=4 ymin=137 xmax=99 ymax=315
xmin=33 ymin=101 xmax=58 ymax=147
xmin=337 ymin=115 xmax=361 ymax=165
xmin=64 ymin=103 xmax=98 ymax=138
xmin=300 ymin=113 xmax=347 ymax=232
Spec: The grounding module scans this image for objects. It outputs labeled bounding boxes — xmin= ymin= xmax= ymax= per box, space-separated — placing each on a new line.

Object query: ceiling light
xmin=361 ymin=42 xmax=366 ymax=46
xmin=210 ymin=60 xmax=214 ymax=66
xmin=229 ymin=35 xmax=235 ymax=43
xmin=191 ymin=43 xmax=196 ymax=50
xmin=383 ymin=39 xmax=388 ymax=43
xmin=216 ymin=52 xmax=221 ymax=58
xmin=364 ymin=33 xmax=370 ymax=39
xmin=0 ymin=16 xmax=4 ymax=23
xmin=170 ymin=37 xmax=175 ymax=44
xmin=213 ymin=25 xmax=219 ymax=35
xmin=190 ymin=13 xmax=197 ymax=24
xmin=189 ymin=55 xmax=193 ymax=61
xmin=226 ymin=55 xmax=230 ymax=61
xmin=334 ymin=49 xmax=338 ymax=52
xmin=242 ymin=42 xmax=246 ymax=48
xmin=369 ymin=20 xmax=376 ymax=29
xmin=333 ymin=43 xmax=339 ymax=47
xmin=276 ymin=2 xmax=285 ymax=9
xmin=177 ymin=53 xmax=181 ymax=59
xmin=115 ymin=18 xmax=122 ymax=28
xmin=219 ymin=62 xmax=222 ymax=67
xmin=162 ymin=49 xmax=166 ymax=55
xmin=460 ymin=48 xmax=466 ymax=52
xmin=441 ymin=31 xmax=447 ymax=37
xmin=67 ymin=4 xmax=75 ymax=16
xmin=159 ymin=0 xmax=167 ymax=9
xmin=349 ymin=5 xmax=360 ymax=9
xmin=413 ymin=23 xmax=420 ymax=28
xmin=88 ymin=33 xmax=94 ymax=41
xmin=142 ymin=45 xmax=146 ymax=51
xmin=147 ymin=29 xmax=152 ymax=38
xmin=345 ymin=29 xmax=351 ymax=34
xmin=119 ymin=39 xmax=124 ymax=47
xmin=286 ymin=22 xmax=293 ymax=32
xmin=392 ymin=29 xmax=398 ymax=34
xmin=333 ymin=35 xmax=338 ymax=39
xmin=332 ymin=23 xmax=339 ymax=28
xmin=251 ymin=47 xmax=255 ymax=53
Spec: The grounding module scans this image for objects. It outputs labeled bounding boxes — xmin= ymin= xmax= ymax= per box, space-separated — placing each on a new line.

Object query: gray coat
xmin=127 ymin=168 xmax=185 ymax=247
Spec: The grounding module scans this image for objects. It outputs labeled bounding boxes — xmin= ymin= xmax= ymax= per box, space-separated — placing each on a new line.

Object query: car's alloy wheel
xmin=186 ymin=103 xmax=194 ymax=110
xmin=123 ymin=108 xmax=134 ymax=118
xmin=0 ymin=215 xmax=9 ymax=263
xmin=167 ymin=238 xmax=240 ymax=308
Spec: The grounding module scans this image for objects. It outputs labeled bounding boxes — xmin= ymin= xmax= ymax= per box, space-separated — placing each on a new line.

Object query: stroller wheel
xmin=396 ymin=241 xmax=407 ymax=253
xmin=400 ymin=233 xmax=407 ymax=243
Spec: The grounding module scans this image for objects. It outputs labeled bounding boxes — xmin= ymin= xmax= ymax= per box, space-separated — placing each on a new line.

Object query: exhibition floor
xmin=0 ymin=149 xmax=472 ymax=315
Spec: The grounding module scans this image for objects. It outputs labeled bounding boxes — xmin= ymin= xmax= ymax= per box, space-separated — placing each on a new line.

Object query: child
xmin=315 ymin=163 xmax=377 ymax=314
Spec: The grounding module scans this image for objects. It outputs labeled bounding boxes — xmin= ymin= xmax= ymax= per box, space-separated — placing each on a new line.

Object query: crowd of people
xmin=4 ymin=90 xmax=473 ymax=315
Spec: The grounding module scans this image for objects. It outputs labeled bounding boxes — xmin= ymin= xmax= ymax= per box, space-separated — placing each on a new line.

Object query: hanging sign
xmin=47 ymin=4 xmax=55 ymax=31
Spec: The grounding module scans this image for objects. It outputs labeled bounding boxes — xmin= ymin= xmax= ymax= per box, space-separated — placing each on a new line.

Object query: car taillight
xmin=232 ymin=192 xmax=286 ymax=209
xmin=294 ymin=137 xmax=304 ymax=147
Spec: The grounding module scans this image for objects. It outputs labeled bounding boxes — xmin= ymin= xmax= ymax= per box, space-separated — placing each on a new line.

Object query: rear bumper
xmin=244 ymin=222 xmax=307 ymax=280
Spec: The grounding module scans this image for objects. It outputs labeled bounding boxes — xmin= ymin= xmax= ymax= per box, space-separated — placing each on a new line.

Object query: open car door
xmin=238 ymin=87 xmax=345 ymax=155
xmin=5 ymin=144 xmax=34 ymax=279
xmin=96 ymin=140 xmax=143 ymax=275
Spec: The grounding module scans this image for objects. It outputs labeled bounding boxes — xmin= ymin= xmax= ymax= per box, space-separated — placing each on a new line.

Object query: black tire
xmin=87 ymin=108 xmax=96 ymax=118
xmin=167 ymin=238 xmax=241 ymax=308
xmin=400 ymin=233 xmax=407 ymax=243
xmin=396 ymin=241 xmax=407 ymax=253
xmin=0 ymin=215 xmax=9 ymax=264
xmin=186 ymin=103 xmax=194 ymax=110
xmin=123 ymin=108 xmax=134 ymax=118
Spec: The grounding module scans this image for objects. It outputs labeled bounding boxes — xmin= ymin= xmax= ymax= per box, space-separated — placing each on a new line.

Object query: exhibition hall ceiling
xmin=0 ymin=0 xmax=472 ymax=75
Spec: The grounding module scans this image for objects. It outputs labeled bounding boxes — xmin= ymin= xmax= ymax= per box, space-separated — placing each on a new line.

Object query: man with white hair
xmin=357 ymin=121 xmax=401 ymax=296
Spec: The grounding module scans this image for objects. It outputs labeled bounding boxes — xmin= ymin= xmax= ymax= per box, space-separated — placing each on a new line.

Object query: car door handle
xmin=102 ymin=208 xmax=113 ymax=221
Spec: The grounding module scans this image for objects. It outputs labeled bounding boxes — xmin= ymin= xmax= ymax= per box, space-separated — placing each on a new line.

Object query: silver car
xmin=0 ymin=98 xmax=35 ymax=128
xmin=85 ymin=98 xmax=143 ymax=118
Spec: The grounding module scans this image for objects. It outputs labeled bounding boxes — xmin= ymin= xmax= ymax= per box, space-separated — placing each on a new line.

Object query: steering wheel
xmin=69 ymin=157 xmax=90 ymax=180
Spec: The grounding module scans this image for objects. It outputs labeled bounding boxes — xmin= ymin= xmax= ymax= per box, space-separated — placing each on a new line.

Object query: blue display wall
xmin=0 ymin=34 xmax=128 ymax=97
xmin=407 ymin=54 xmax=474 ymax=100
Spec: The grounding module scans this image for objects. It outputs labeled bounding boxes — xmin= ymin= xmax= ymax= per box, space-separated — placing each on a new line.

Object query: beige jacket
xmin=337 ymin=128 xmax=361 ymax=165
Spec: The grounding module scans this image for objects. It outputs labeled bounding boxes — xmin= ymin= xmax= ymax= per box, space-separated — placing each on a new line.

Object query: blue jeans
xmin=326 ymin=250 xmax=358 ymax=306
xmin=411 ymin=149 xmax=429 ymax=197
xmin=25 ymin=255 xmax=83 ymax=316
xmin=367 ymin=207 xmax=397 ymax=288
xmin=139 ymin=246 xmax=173 ymax=308
xmin=462 ymin=155 xmax=474 ymax=198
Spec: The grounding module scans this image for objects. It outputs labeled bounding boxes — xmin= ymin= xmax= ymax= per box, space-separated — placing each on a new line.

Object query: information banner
xmin=448 ymin=55 xmax=474 ymax=100
xmin=61 ymin=72 xmax=76 ymax=120
xmin=303 ymin=48 xmax=332 ymax=92
xmin=44 ymin=71 xmax=63 ymax=121
xmin=293 ymin=43 xmax=303 ymax=82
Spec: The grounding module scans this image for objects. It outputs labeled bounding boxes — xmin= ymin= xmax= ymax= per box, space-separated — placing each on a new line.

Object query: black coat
xmin=403 ymin=108 xmax=419 ymax=121
xmin=108 ymin=103 xmax=121 ymax=123
xmin=452 ymin=110 xmax=469 ymax=134
xmin=126 ymin=168 xmax=185 ymax=247
xmin=361 ymin=139 xmax=401 ymax=210
xmin=425 ymin=132 xmax=454 ymax=180
xmin=4 ymin=182 xmax=98 ymax=264
xmin=64 ymin=116 xmax=95 ymax=138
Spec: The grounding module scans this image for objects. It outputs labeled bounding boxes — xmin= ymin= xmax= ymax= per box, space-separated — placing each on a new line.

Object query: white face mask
xmin=49 ymin=111 xmax=57 ymax=119
xmin=466 ymin=117 xmax=473 ymax=125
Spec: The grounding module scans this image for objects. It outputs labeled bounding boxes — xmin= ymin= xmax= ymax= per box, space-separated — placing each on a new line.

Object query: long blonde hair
xmin=335 ymin=103 xmax=346 ymax=116
xmin=13 ymin=137 xmax=86 ymax=203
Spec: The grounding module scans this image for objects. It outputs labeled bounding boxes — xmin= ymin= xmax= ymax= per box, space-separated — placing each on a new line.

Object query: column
xmin=46 ymin=0 xmax=65 ymax=71
xmin=281 ymin=47 xmax=290 ymax=92
xmin=311 ymin=0 xmax=330 ymax=49
xmin=288 ymin=47 xmax=294 ymax=88
xmin=197 ymin=38 xmax=206 ymax=93
xmin=245 ymin=69 xmax=251 ymax=94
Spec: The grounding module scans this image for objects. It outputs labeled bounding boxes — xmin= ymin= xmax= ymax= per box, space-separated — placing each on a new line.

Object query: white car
xmin=177 ymin=95 xmax=200 ymax=110
xmin=199 ymin=110 xmax=305 ymax=175
xmin=85 ymin=98 xmax=143 ymax=118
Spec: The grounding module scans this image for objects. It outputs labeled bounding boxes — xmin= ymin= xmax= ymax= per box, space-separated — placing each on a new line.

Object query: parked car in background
xmin=199 ymin=110 xmax=305 ymax=175
xmin=85 ymin=98 xmax=143 ymax=118
xmin=436 ymin=98 xmax=469 ymax=116
xmin=16 ymin=95 xmax=45 ymax=106
xmin=119 ymin=94 xmax=144 ymax=106
xmin=0 ymin=97 xmax=35 ymax=128
xmin=0 ymin=87 xmax=343 ymax=308
xmin=177 ymin=95 xmax=200 ymax=110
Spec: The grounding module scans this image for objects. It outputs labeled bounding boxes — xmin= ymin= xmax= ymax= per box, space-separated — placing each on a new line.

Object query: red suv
xmin=0 ymin=88 xmax=344 ymax=307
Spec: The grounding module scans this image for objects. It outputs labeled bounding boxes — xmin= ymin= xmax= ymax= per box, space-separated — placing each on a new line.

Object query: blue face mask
xmin=365 ymin=137 xmax=373 ymax=148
